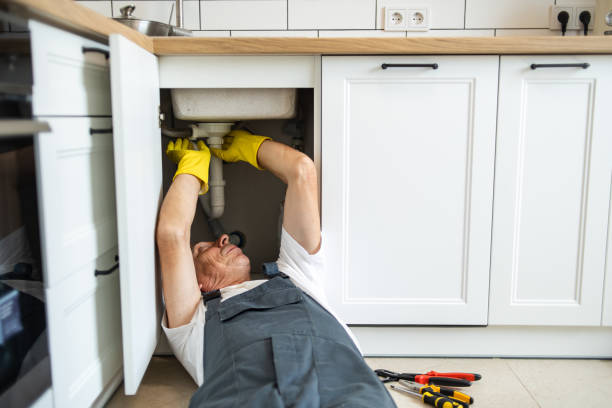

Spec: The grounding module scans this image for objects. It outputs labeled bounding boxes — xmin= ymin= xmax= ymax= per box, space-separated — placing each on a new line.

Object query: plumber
xmin=156 ymin=130 xmax=396 ymax=407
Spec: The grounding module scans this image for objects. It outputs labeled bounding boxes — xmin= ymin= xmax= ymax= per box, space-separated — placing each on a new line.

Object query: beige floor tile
xmin=506 ymin=359 xmax=612 ymax=408
xmin=365 ymin=357 xmax=540 ymax=408
xmin=106 ymin=357 xmax=197 ymax=408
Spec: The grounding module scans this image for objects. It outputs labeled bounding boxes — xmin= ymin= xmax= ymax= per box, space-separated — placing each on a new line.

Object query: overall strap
xmin=262 ymin=262 xmax=290 ymax=279
xmin=201 ymin=289 xmax=221 ymax=307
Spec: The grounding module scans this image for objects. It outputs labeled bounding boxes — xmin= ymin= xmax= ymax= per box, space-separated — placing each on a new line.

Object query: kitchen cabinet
xmin=321 ymin=56 xmax=499 ymax=325
xmin=30 ymin=20 xmax=124 ymax=407
xmin=108 ymin=34 xmax=163 ymax=396
xmin=488 ymin=56 xmax=612 ymax=326
xmin=34 ymin=116 xmax=122 ymax=407
xmin=27 ymin=20 xmax=612 ymax=405
xmin=109 ymin=38 xmax=321 ymax=394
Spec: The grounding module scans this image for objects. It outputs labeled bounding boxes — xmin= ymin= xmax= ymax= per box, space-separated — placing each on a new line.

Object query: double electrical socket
xmin=549 ymin=5 xmax=595 ymax=31
xmin=384 ymin=6 xmax=430 ymax=31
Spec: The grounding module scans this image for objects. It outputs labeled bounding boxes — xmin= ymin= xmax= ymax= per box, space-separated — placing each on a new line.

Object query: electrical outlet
xmin=384 ymin=8 xmax=408 ymax=31
xmin=575 ymin=6 xmax=595 ymax=31
xmin=550 ymin=6 xmax=575 ymax=31
xmin=384 ymin=6 xmax=430 ymax=31
xmin=406 ymin=8 xmax=429 ymax=30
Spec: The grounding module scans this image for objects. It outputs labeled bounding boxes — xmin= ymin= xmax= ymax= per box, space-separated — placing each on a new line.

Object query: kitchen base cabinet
xmin=322 ymin=55 xmax=499 ymax=325
xmin=489 ymin=56 xmax=612 ymax=326
xmin=45 ymin=257 xmax=122 ymax=408
xmin=34 ymin=117 xmax=122 ymax=407
xmin=109 ymin=33 xmax=163 ymax=396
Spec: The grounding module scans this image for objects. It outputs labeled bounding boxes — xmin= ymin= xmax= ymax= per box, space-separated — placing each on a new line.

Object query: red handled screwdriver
xmin=425 ymin=371 xmax=482 ymax=382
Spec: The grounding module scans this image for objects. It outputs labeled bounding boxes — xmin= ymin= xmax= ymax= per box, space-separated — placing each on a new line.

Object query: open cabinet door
xmin=109 ymin=34 xmax=163 ymax=395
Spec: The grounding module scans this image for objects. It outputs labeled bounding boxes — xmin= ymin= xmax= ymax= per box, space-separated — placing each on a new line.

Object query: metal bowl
xmin=113 ymin=4 xmax=192 ymax=37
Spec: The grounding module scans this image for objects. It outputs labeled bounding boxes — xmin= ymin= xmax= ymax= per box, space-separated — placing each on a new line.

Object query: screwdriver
xmin=425 ymin=371 xmax=482 ymax=382
xmin=390 ymin=384 xmax=464 ymax=408
xmin=399 ymin=380 xmax=473 ymax=405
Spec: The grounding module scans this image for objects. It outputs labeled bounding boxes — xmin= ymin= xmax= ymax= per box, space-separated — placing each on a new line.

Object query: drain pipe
xmin=192 ymin=123 xmax=232 ymax=219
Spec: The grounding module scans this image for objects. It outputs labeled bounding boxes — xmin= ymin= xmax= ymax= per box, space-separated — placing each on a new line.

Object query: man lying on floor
xmin=156 ymin=130 xmax=396 ymax=407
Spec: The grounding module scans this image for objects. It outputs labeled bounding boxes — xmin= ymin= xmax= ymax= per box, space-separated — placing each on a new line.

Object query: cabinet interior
xmin=159 ymin=88 xmax=315 ymax=277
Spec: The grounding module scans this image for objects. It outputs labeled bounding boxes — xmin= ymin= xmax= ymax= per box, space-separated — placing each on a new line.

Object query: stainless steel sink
xmin=113 ymin=4 xmax=192 ymax=37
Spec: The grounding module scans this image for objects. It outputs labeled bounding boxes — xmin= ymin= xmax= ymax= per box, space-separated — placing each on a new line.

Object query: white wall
xmin=76 ymin=0 xmax=602 ymax=37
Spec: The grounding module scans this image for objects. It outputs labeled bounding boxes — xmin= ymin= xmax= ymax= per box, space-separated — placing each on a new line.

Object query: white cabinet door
xmin=489 ymin=56 xmax=612 ymax=326
xmin=45 ymin=250 xmax=122 ymax=408
xmin=30 ymin=20 xmax=112 ymax=117
xmin=35 ymin=117 xmax=117 ymax=288
xmin=34 ymin=117 xmax=122 ymax=407
xmin=322 ymin=56 xmax=499 ymax=325
xmin=109 ymin=34 xmax=163 ymax=395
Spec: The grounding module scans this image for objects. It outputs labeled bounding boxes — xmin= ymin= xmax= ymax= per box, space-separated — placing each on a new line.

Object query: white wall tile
xmin=376 ymin=0 xmax=465 ymax=29
xmin=318 ymin=29 xmax=405 ymax=37
xmin=406 ymin=29 xmax=493 ymax=36
xmin=495 ymin=28 xmax=579 ymax=36
xmin=231 ymin=30 xmax=318 ymax=37
xmin=170 ymin=1 xmax=200 ymax=30
xmin=77 ymin=1 xmax=113 ymax=18
xmin=288 ymin=0 xmax=376 ymax=30
xmin=192 ymin=30 xmax=231 ymax=37
xmin=557 ymin=0 xmax=596 ymax=4
xmin=466 ymin=0 xmax=553 ymax=29
xmin=113 ymin=1 xmax=173 ymax=24
xmin=202 ymin=1 xmax=287 ymax=30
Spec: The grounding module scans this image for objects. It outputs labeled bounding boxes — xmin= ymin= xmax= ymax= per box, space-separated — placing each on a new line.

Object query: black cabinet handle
xmin=95 ymin=255 xmax=119 ymax=276
xmin=382 ymin=63 xmax=439 ymax=70
xmin=90 ymin=128 xmax=113 ymax=135
xmin=82 ymin=46 xmax=110 ymax=60
xmin=530 ymin=63 xmax=589 ymax=70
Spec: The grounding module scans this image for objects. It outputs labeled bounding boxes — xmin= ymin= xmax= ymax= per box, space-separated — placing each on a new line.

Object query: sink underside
xmin=171 ymin=88 xmax=297 ymax=121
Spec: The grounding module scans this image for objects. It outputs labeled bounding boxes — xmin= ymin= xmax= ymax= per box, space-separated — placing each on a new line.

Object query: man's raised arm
xmin=257 ymin=140 xmax=320 ymax=254
xmin=157 ymin=139 xmax=211 ymax=328
xmin=210 ymin=130 xmax=321 ymax=254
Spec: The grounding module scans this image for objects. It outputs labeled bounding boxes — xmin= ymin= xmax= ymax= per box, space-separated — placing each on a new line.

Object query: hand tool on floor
xmin=390 ymin=383 xmax=463 ymax=408
xmin=398 ymin=380 xmax=473 ymax=405
xmin=375 ymin=369 xmax=472 ymax=387
xmin=425 ymin=371 xmax=482 ymax=382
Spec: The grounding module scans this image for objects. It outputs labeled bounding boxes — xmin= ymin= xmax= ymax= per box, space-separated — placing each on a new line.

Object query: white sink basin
xmin=171 ymin=88 xmax=297 ymax=121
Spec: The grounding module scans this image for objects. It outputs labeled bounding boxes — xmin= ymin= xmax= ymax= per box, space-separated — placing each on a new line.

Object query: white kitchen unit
xmin=109 ymin=34 xmax=164 ymax=396
xmin=30 ymin=19 xmax=125 ymax=408
xmin=34 ymin=117 xmax=123 ymax=407
xmin=321 ymin=56 xmax=499 ymax=325
xmin=108 ymin=39 xmax=321 ymax=394
xmin=489 ymin=56 xmax=612 ymax=326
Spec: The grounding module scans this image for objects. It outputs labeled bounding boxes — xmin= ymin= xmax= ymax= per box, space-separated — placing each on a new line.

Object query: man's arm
xmin=257 ymin=141 xmax=321 ymax=254
xmin=156 ymin=174 xmax=202 ymax=328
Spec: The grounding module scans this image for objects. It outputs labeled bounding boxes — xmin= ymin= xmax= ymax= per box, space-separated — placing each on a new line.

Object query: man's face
xmin=192 ymin=234 xmax=250 ymax=291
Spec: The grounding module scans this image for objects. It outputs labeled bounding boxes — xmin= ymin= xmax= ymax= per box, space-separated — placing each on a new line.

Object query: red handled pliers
xmin=375 ymin=369 xmax=474 ymax=387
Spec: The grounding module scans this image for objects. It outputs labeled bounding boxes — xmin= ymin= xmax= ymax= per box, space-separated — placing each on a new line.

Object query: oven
xmin=0 ymin=12 xmax=52 ymax=408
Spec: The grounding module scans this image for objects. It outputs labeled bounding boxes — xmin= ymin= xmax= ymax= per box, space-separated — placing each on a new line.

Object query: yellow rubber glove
xmin=166 ymin=138 xmax=211 ymax=194
xmin=209 ymin=129 xmax=271 ymax=170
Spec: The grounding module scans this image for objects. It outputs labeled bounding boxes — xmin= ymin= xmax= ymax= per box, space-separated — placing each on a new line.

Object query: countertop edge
xmin=152 ymin=36 xmax=612 ymax=55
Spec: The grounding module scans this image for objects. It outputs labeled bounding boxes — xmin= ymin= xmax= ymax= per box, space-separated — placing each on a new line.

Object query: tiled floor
xmin=107 ymin=356 xmax=612 ymax=408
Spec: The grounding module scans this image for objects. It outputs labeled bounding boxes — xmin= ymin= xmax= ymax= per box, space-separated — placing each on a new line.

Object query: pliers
xmin=375 ymin=369 xmax=473 ymax=387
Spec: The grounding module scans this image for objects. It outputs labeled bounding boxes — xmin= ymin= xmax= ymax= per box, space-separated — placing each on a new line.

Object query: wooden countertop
xmin=153 ymin=36 xmax=612 ymax=55
xmin=3 ymin=0 xmax=612 ymax=55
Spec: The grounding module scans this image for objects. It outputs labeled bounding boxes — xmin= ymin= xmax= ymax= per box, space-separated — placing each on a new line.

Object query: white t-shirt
xmin=161 ymin=227 xmax=361 ymax=386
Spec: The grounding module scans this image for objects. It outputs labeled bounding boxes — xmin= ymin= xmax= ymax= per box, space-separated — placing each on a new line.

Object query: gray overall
xmin=189 ymin=271 xmax=397 ymax=408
